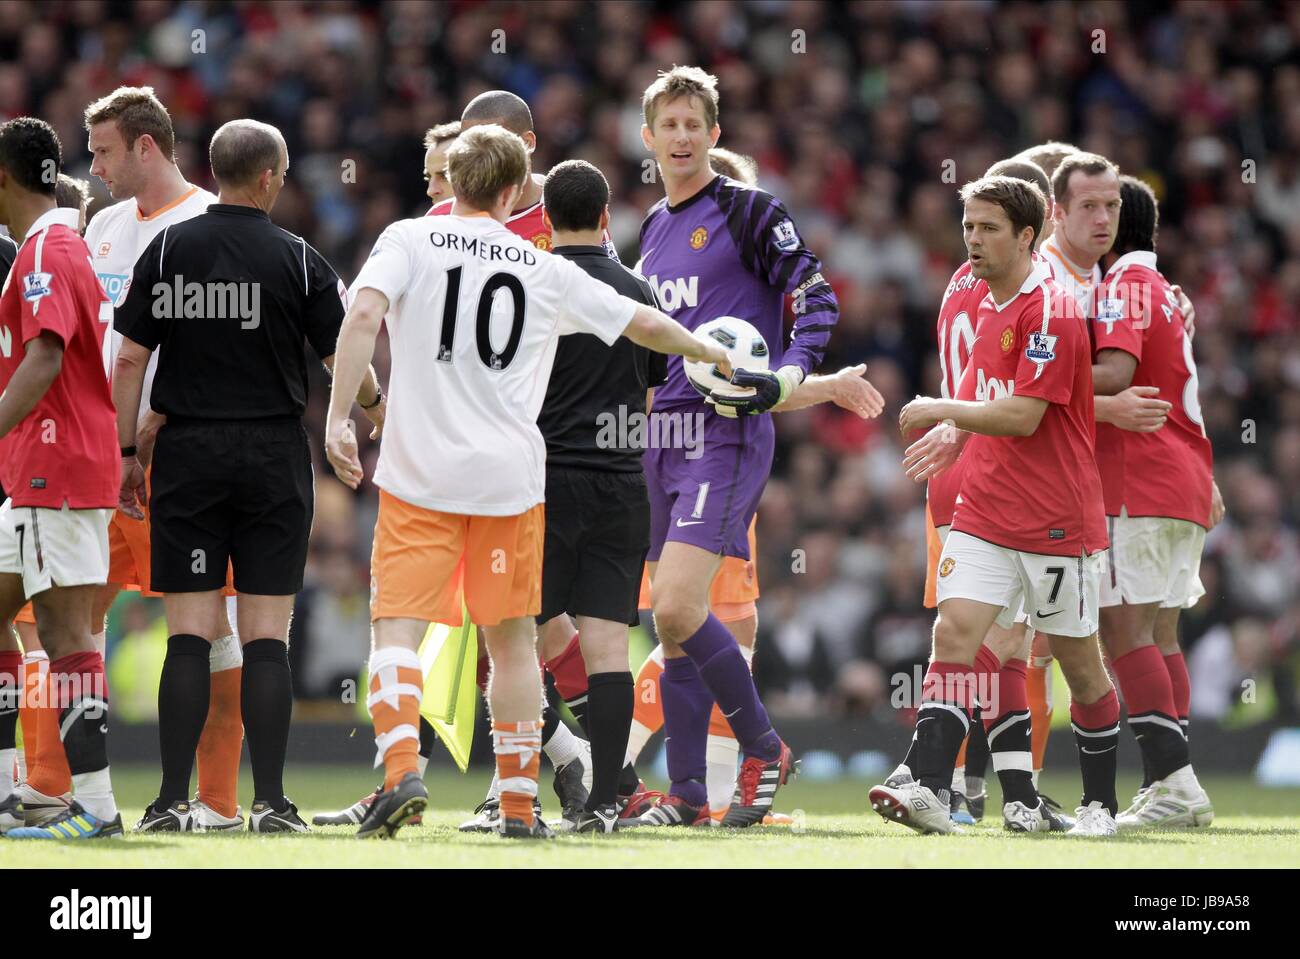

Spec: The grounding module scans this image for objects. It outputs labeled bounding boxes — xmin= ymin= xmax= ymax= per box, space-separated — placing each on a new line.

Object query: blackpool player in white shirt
xmin=324 ymin=125 xmax=730 ymax=839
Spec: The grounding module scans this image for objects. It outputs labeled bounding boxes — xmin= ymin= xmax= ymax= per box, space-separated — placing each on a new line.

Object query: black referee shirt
xmin=114 ymin=204 xmax=344 ymax=420
xmin=537 ymin=245 xmax=667 ymax=473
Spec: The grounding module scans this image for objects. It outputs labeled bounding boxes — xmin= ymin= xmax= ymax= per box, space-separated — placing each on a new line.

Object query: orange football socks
xmin=368 ymin=647 xmax=423 ymax=791
xmin=494 ymin=720 xmax=542 ymax=826
xmin=196 ymin=641 xmax=244 ymax=818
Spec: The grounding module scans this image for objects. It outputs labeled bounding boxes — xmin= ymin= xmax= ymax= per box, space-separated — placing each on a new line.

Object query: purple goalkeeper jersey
xmin=637 ymin=175 xmax=839 ymax=410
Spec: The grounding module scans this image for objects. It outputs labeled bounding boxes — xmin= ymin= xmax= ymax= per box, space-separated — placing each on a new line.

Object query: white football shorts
xmin=936 ymin=524 xmax=1027 ymax=624
xmin=1098 ymin=507 xmax=1206 ymax=609
xmin=0 ymin=499 xmax=111 ymax=600
xmin=936 ymin=529 xmax=1101 ymax=638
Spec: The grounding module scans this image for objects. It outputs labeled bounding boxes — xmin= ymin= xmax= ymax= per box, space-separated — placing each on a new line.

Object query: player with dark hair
xmin=532 ymin=158 xmax=665 ymax=831
xmin=422 ymin=121 xmax=461 ymax=206
xmin=877 ymin=174 xmax=1120 ymax=837
xmin=1092 ymin=175 xmax=1218 ymax=830
xmin=0 ymin=117 xmax=122 ymax=840
xmin=907 ymin=157 xmax=1064 ymax=830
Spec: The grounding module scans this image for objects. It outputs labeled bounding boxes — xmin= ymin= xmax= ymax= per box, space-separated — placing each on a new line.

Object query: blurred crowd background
xmin=9 ymin=0 xmax=1299 ymax=732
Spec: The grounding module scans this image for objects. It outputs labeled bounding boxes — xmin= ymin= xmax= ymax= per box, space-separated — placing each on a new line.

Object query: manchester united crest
xmin=532 ymin=233 xmax=552 ymax=251
xmin=1000 ymin=327 xmax=1014 ymax=352
xmin=690 ymin=226 xmax=709 ymax=250
xmin=939 ymin=557 xmax=956 ymax=578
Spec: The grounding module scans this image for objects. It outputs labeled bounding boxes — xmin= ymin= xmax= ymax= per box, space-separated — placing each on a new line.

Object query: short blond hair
xmin=709 ymin=147 xmax=757 ymax=185
xmin=642 ymin=65 xmax=719 ymax=131
xmin=83 ymin=86 xmax=175 ymax=159
xmin=1015 ymin=141 xmax=1079 ymax=179
xmin=446 ymin=124 xmax=528 ymax=211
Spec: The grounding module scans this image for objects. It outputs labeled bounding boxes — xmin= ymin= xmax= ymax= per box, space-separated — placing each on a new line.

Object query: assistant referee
xmin=111 ymin=119 xmax=383 ymax=833
xmin=533 ymin=159 xmax=666 ymax=832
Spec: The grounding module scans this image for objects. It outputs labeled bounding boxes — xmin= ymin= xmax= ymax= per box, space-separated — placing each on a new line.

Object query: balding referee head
xmin=210 ymin=119 xmax=288 ymax=210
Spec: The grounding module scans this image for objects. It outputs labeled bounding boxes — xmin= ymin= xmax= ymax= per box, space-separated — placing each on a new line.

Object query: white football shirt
xmin=84 ymin=185 xmax=217 ymax=414
xmin=351 ymin=213 xmax=637 ymax=515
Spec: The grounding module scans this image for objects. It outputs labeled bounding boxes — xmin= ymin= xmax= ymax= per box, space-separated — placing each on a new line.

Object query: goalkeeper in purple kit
xmin=630 ymin=66 xmax=839 ymax=827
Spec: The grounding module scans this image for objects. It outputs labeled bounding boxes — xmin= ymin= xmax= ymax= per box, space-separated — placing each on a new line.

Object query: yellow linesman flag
xmin=417 ymin=607 xmax=478 ymax=773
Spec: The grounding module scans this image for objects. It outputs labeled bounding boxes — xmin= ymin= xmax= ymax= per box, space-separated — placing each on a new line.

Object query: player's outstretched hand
xmin=118 ymin=455 xmax=147 ymax=520
xmin=1172 ymin=284 xmax=1195 ymax=341
xmin=326 ymin=420 xmax=364 ymax=489
xmin=362 ymin=394 xmax=386 ymax=440
xmin=903 ymin=421 xmax=964 ymax=482
xmin=1210 ymin=479 xmax=1226 ymax=528
xmin=831 ymin=364 xmax=885 ymax=419
xmin=898 ymin=395 xmax=942 ymax=435
xmin=1111 ymin=385 xmax=1171 ymax=432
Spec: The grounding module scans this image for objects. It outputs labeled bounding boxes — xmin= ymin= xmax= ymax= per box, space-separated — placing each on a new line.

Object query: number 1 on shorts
xmin=692 ymin=482 xmax=710 ymax=519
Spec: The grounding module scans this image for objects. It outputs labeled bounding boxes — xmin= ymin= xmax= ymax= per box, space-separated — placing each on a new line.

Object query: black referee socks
xmin=241 ymin=639 xmax=293 ymax=810
xmin=585 ymin=671 xmax=634 ymax=810
xmin=158 ymin=634 xmax=211 ymax=806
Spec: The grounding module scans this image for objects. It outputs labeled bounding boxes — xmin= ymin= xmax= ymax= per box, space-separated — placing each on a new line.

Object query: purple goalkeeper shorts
xmin=644 ymin=402 xmax=774 ymax=562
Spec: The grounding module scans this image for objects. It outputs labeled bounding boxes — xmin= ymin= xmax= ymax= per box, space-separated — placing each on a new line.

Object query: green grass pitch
xmin=3 ymin=765 xmax=1297 ymax=868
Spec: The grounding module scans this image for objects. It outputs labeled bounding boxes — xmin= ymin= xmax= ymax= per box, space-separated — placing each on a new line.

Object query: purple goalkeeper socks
xmin=680 ymin=613 xmax=780 ymax=762
xmin=660 ymin=655 xmax=711 ymax=807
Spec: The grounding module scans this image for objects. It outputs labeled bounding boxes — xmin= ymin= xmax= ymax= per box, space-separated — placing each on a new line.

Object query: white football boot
xmin=1116 ymin=767 xmax=1213 ymax=830
xmin=16 ymin=781 xmax=72 ymax=826
xmin=869 ymin=781 xmax=957 ymax=834
xmin=191 ymin=798 xmax=245 ymax=832
xmin=1066 ymin=800 xmax=1118 ymax=837
xmin=1117 ymin=784 xmax=1153 ymax=822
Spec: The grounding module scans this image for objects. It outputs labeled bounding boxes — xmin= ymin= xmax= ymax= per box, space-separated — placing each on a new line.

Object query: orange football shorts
xmin=370 ymin=489 xmax=543 ymax=628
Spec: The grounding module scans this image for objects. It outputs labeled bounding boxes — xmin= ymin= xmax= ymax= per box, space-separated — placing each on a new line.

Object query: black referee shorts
xmin=539 ymin=467 xmax=650 ymax=628
xmin=150 ymin=417 xmax=314 ymax=595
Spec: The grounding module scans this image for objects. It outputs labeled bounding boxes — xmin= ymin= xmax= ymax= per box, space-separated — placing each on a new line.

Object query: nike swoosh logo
xmin=1081 ymin=746 xmax=1116 ymax=755
xmin=1036 ymin=609 xmax=1063 ymax=618
xmin=722 ymin=707 xmax=741 ymax=719
xmin=676 ymin=518 xmax=705 ymax=527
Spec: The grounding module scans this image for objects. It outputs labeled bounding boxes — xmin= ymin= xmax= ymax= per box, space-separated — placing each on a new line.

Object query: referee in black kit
xmin=110 ymin=119 xmax=384 ymax=833
xmin=534 ymin=160 xmax=666 ymax=833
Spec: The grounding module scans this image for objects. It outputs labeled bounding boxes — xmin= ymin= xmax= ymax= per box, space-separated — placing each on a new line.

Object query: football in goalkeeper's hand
xmin=684 ymin=316 xmax=769 ymax=412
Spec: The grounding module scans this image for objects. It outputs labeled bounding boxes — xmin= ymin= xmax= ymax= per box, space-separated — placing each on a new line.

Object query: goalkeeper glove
xmin=711 ymin=365 xmax=804 ymax=416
